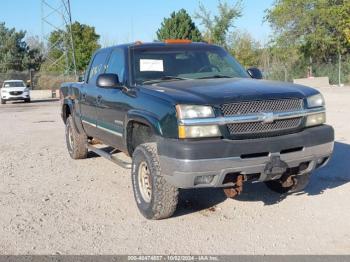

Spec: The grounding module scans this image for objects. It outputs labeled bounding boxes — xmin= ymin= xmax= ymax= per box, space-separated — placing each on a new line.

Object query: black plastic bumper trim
xmin=158 ymin=125 xmax=334 ymax=160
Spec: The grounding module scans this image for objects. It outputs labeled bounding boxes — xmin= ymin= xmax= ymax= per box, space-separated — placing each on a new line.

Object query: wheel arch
xmin=62 ymin=100 xmax=85 ymax=134
xmin=125 ymin=110 xmax=163 ymax=156
xmin=62 ymin=103 xmax=72 ymax=124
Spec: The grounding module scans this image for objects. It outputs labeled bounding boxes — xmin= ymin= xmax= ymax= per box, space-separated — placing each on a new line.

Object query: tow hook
xmin=223 ymin=174 xmax=244 ymax=198
xmin=279 ymin=173 xmax=296 ymax=188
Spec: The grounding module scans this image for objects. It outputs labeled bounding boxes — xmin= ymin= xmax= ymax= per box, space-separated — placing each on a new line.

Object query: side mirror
xmin=78 ymin=75 xmax=84 ymax=82
xmin=96 ymin=73 xmax=121 ymax=88
xmin=247 ymin=67 xmax=263 ymax=79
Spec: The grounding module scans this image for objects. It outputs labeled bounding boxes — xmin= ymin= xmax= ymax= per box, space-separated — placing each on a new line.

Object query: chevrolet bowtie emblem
xmin=262 ymin=112 xmax=275 ymax=124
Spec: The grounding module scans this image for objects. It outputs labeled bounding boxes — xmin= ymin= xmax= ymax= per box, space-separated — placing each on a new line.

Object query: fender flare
xmin=62 ymin=99 xmax=85 ymax=134
xmin=124 ymin=109 xmax=163 ymax=145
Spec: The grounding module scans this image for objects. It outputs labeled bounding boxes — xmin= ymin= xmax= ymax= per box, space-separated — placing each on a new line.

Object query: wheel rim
xmin=138 ymin=161 xmax=152 ymax=203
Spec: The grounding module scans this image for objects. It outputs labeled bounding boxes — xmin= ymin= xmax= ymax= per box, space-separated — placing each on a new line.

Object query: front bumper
xmin=1 ymin=93 xmax=30 ymax=101
xmin=158 ymin=125 xmax=334 ymax=188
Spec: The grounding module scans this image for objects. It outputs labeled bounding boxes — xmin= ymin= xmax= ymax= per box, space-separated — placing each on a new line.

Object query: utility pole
xmin=338 ymin=52 xmax=342 ymax=87
xmin=41 ymin=0 xmax=77 ymax=77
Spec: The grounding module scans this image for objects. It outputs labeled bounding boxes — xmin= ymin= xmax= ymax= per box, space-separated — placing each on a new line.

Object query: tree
xmin=42 ymin=21 xmax=100 ymax=73
xmin=0 ymin=22 xmax=28 ymax=72
xmin=156 ymin=9 xmax=203 ymax=41
xmin=72 ymin=22 xmax=100 ymax=71
xmin=267 ymin=39 xmax=303 ymax=82
xmin=24 ymin=35 xmax=45 ymax=71
xmin=195 ymin=1 xmax=242 ymax=47
xmin=0 ymin=23 xmax=44 ymax=72
xmin=229 ymin=31 xmax=261 ymax=67
xmin=265 ymin=0 xmax=350 ymax=63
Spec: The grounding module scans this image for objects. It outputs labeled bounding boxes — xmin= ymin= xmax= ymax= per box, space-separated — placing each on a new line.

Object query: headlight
xmin=307 ymin=94 xmax=324 ymax=108
xmin=176 ymin=105 xmax=214 ymax=119
xmin=178 ymin=125 xmax=221 ymax=138
xmin=1 ymin=89 xmax=7 ymax=93
xmin=176 ymin=105 xmax=221 ymax=138
xmin=24 ymin=88 xmax=29 ymax=92
xmin=305 ymin=112 xmax=326 ymax=127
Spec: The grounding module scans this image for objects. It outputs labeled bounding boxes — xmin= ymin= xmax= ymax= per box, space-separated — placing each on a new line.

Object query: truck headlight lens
xmin=305 ymin=112 xmax=326 ymax=127
xmin=176 ymin=105 xmax=220 ymax=138
xmin=24 ymin=88 xmax=29 ymax=92
xmin=307 ymin=94 xmax=324 ymax=108
xmin=178 ymin=125 xmax=221 ymax=138
xmin=1 ymin=89 xmax=7 ymax=93
xmin=176 ymin=105 xmax=214 ymax=119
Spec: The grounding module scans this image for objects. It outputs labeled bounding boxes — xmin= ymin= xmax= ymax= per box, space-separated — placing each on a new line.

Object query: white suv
xmin=1 ymin=80 xmax=31 ymax=104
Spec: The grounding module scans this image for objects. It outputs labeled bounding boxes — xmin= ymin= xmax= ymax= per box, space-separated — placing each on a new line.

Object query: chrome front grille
xmin=221 ymin=99 xmax=304 ymax=138
xmin=227 ymin=118 xmax=303 ymax=135
xmin=9 ymin=91 xmax=23 ymax=96
xmin=221 ymin=99 xmax=303 ymax=116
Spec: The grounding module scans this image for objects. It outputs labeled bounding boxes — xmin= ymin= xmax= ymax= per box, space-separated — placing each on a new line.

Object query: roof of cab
xmin=97 ymin=41 xmax=212 ymax=53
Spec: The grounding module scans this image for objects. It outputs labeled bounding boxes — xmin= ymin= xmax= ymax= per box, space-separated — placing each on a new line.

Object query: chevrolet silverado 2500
xmin=60 ymin=40 xmax=334 ymax=219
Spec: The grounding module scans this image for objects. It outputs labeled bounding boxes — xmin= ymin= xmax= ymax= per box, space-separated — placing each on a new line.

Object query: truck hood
xmin=139 ymin=78 xmax=319 ymax=105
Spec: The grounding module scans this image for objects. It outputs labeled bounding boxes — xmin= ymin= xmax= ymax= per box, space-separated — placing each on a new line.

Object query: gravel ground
xmin=0 ymin=88 xmax=349 ymax=255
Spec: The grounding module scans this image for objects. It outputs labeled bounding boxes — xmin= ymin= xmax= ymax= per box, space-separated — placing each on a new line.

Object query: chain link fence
xmin=261 ymin=55 xmax=350 ymax=85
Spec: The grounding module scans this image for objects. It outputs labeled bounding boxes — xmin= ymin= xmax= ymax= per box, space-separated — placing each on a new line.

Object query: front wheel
xmin=132 ymin=143 xmax=179 ymax=219
xmin=264 ymin=173 xmax=311 ymax=194
xmin=24 ymin=98 xmax=31 ymax=103
xmin=65 ymin=115 xmax=88 ymax=159
xmin=1 ymin=98 xmax=5 ymax=104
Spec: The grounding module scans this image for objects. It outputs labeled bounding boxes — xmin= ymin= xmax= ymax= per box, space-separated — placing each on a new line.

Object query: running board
xmin=87 ymin=144 xmax=132 ymax=169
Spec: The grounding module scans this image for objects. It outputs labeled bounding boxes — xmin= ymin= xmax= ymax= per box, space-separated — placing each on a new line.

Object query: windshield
xmin=131 ymin=45 xmax=249 ymax=85
xmin=2 ymin=81 xmax=25 ymax=88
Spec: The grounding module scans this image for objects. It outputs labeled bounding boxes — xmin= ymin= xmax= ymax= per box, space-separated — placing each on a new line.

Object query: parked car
xmin=60 ymin=40 xmax=334 ymax=219
xmin=1 ymin=80 xmax=31 ymax=104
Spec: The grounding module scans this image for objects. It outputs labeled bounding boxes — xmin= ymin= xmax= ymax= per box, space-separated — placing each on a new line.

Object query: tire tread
xmin=132 ymin=143 xmax=178 ymax=219
xmin=66 ymin=116 xmax=88 ymax=159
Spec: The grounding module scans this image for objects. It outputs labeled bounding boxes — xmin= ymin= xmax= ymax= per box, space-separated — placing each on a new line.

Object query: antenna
xmin=41 ymin=0 xmax=77 ymax=77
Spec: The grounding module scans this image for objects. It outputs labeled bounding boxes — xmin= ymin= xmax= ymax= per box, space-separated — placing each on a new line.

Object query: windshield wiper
xmin=197 ymin=75 xmax=233 ymax=79
xmin=142 ymin=76 xmax=190 ymax=84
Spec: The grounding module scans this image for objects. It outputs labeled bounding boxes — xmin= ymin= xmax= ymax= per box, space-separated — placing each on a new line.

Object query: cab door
xmin=80 ymin=50 xmax=109 ymax=138
xmin=96 ymin=48 xmax=128 ymax=148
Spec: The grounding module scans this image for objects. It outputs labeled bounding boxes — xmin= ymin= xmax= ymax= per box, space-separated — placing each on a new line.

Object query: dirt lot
xmin=0 ymin=88 xmax=349 ymax=255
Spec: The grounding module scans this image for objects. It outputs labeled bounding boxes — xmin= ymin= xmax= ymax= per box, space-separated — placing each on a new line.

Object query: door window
xmin=106 ymin=49 xmax=125 ymax=83
xmin=87 ymin=51 xmax=109 ymax=84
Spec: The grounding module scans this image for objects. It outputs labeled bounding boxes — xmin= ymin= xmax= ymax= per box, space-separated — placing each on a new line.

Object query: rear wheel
xmin=132 ymin=143 xmax=178 ymax=219
xmin=264 ymin=173 xmax=311 ymax=194
xmin=65 ymin=115 xmax=88 ymax=159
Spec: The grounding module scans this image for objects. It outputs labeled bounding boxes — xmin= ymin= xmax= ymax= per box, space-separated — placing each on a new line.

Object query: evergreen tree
xmin=157 ymin=9 xmax=203 ymax=42
xmin=0 ymin=22 xmax=28 ymax=72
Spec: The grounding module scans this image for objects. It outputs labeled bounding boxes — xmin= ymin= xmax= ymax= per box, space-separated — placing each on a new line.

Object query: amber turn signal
xmin=164 ymin=39 xmax=192 ymax=44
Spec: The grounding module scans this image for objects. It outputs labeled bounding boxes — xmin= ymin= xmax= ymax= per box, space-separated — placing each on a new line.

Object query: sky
xmin=1 ymin=0 xmax=275 ymax=45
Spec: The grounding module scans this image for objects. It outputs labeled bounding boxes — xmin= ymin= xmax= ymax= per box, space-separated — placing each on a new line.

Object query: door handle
xmin=96 ymin=95 xmax=102 ymax=104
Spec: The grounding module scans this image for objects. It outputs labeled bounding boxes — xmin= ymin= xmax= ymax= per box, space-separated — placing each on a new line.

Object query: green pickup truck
xmin=60 ymin=40 xmax=334 ymax=219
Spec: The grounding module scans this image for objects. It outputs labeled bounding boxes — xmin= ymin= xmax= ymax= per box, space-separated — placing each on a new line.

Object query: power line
xmin=41 ymin=0 xmax=77 ymax=77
